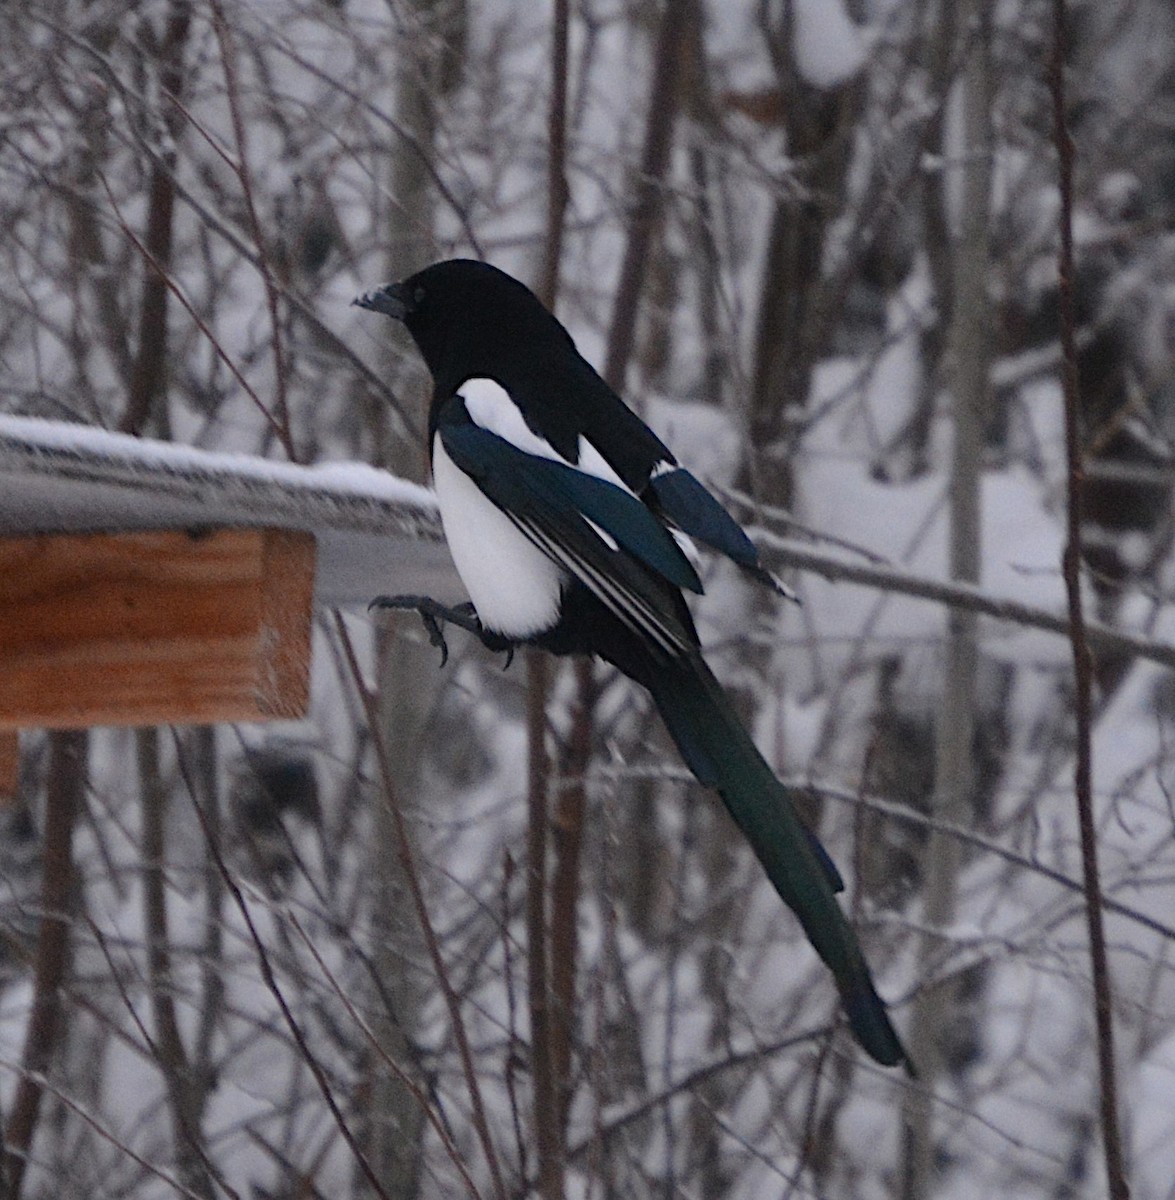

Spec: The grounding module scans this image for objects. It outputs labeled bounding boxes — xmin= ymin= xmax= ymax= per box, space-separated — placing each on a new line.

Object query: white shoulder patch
xmin=459 ymin=378 xmax=636 ymax=498
xmin=577 ymin=436 xmax=632 ymax=493
xmin=459 ymin=378 xmax=563 ymax=463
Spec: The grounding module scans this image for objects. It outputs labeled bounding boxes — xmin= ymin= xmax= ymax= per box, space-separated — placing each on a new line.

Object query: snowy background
xmin=2 ymin=0 xmax=1175 ymax=1197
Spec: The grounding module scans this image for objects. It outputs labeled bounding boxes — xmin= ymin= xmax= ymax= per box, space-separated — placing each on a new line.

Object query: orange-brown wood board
xmin=0 ymin=529 xmax=315 ymax=729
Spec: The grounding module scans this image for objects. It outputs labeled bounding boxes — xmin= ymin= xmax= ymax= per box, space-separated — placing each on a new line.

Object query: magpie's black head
xmin=354 ymin=259 xmax=569 ymax=390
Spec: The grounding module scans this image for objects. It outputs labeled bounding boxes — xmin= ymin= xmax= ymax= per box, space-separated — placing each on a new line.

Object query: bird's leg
xmin=370 ymin=594 xmax=516 ymax=669
xmin=370 ymin=594 xmax=479 ymax=666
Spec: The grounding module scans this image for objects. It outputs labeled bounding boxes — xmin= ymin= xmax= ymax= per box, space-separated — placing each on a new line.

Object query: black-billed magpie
xmin=355 ymin=259 xmax=906 ymax=1068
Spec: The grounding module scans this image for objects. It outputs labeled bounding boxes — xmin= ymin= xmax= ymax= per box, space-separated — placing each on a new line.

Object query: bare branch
xmin=137 ymin=727 xmax=217 ymax=1200
xmin=1049 ymin=4 xmax=1129 ymax=1197
xmin=334 ymin=613 xmax=509 ymax=1200
xmin=3 ymin=732 xmax=85 ymax=1199
xmin=210 ymin=1 xmax=296 ymax=461
xmin=602 ymin=0 xmax=689 ymax=391
xmin=119 ymin=0 xmax=191 ymax=437
xmin=755 ymin=529 xmax=1175 ymax=672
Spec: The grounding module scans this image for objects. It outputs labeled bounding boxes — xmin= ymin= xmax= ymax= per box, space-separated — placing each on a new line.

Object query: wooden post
xmin=0 ymin=529 xmax=315 ymax=729
xmin=0 ymin=731 xmax=18 ymax=800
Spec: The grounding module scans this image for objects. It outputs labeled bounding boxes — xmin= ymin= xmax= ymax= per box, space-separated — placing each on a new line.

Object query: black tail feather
xmin=646 ymin=652 xmax=907 ymax=1068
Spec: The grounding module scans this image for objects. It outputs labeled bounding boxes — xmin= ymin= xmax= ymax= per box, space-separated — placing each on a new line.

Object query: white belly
xmin=432 ymin=435 xmax=565 ymax=638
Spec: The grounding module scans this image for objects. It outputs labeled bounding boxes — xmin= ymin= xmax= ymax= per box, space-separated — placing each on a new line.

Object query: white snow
xmin=0 ymin=412 xmax=437 ymax=511
xmin=791 ymin=0 xmax=869 ymax=89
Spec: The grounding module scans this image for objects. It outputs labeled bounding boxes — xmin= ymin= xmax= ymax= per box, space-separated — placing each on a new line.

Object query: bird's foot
xmin=370 ymin=594 xmax=516 ymax=669
xmin=370 ymin=594 xmax=475 ymax=666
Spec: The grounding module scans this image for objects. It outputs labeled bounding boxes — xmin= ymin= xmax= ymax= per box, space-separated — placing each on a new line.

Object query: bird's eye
xmin=414 ymin=285 xmax=426 ymax=305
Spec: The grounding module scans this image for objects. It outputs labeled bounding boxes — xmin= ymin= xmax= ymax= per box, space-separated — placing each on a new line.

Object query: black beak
xmin=353 ymin=281 xmax=415 ymax=321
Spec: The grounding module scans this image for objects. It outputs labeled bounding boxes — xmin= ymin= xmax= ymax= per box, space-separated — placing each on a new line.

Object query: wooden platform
xmin=0 ymin=528 xmax=315 ymax=729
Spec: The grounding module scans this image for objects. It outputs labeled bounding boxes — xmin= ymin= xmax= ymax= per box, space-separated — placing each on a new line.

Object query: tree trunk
xmin=360 ymin=5 xmax=460 ymax=1196
xmin=903 ymin=5 xmax=991 ymax=1195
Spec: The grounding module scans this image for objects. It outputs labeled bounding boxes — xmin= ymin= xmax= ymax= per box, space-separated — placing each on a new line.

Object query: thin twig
xmin=809 ymin=782 xmax=1175 ymax=944
xmin=42 ymin=21 xmax=424 ymax=441
xmin=119 ymin=0 xmax=191 ymax=437
xmin=753 ymin=528 xmax=1175 ymax=672
xmin=84 ymin=915 xmax=238 ymax=1200
xmin=210 ymin=1 xmax=296 ymax=462
xmin=260 ymin=32 xmax=487 ymax=259
xmin=523 ymin=648 xmax=558 ymax=1200
xmin=538 ymin=0 xmax=571 ymax=311
xmin=499 ymin=853 xmax=530 ymax=1183
xmin=526 ymin=6 xmax=575 ymax=1196
xmin=534 ymin=3 xmax=581 ymax=1190
xmin=548 ymin=660 xmax=593 ymax=1132
xmin=3 ymin=1063 xmax=213 ymax=1200
xmin=173 ymin=736 xmax=393 ymax=1200
xmin=137 ymin=728 xmax=216 ymax=1200
xmin=1049 ymin=6 xmax=1129 ymax=1198
xmin=592 ymin=762 xmax=1175 ymax=945
xmin=285 ymin=912 xmax=487 ymax=1200
xmin=602 ymin=0 xmax=688 ymax=389
xmin=98 ymin=173 xmax=294 ymax=451
xmin=3 ymin=731 xmax=85 ymax=1199
xmin=190 ymin=728 xmax=226 ymax=1106
xmin=563 ymin=1027 xmax=830 ymax=1169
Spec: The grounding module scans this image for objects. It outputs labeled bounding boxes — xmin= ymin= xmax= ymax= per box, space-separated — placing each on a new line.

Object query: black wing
xmin=440 ymin=415 xmax=701 ymax=659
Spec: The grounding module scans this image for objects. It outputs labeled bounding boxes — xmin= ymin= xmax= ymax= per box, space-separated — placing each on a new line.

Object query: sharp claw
xmin=503 ymin=645 xmax=515 ymax=671
xmin=418 ymin=612 xmax=450 ymax=667
xmin=370 ymin=596 xmax=450 ymax=666
xmin=368 ymin=593 xmax=499 ymax=668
